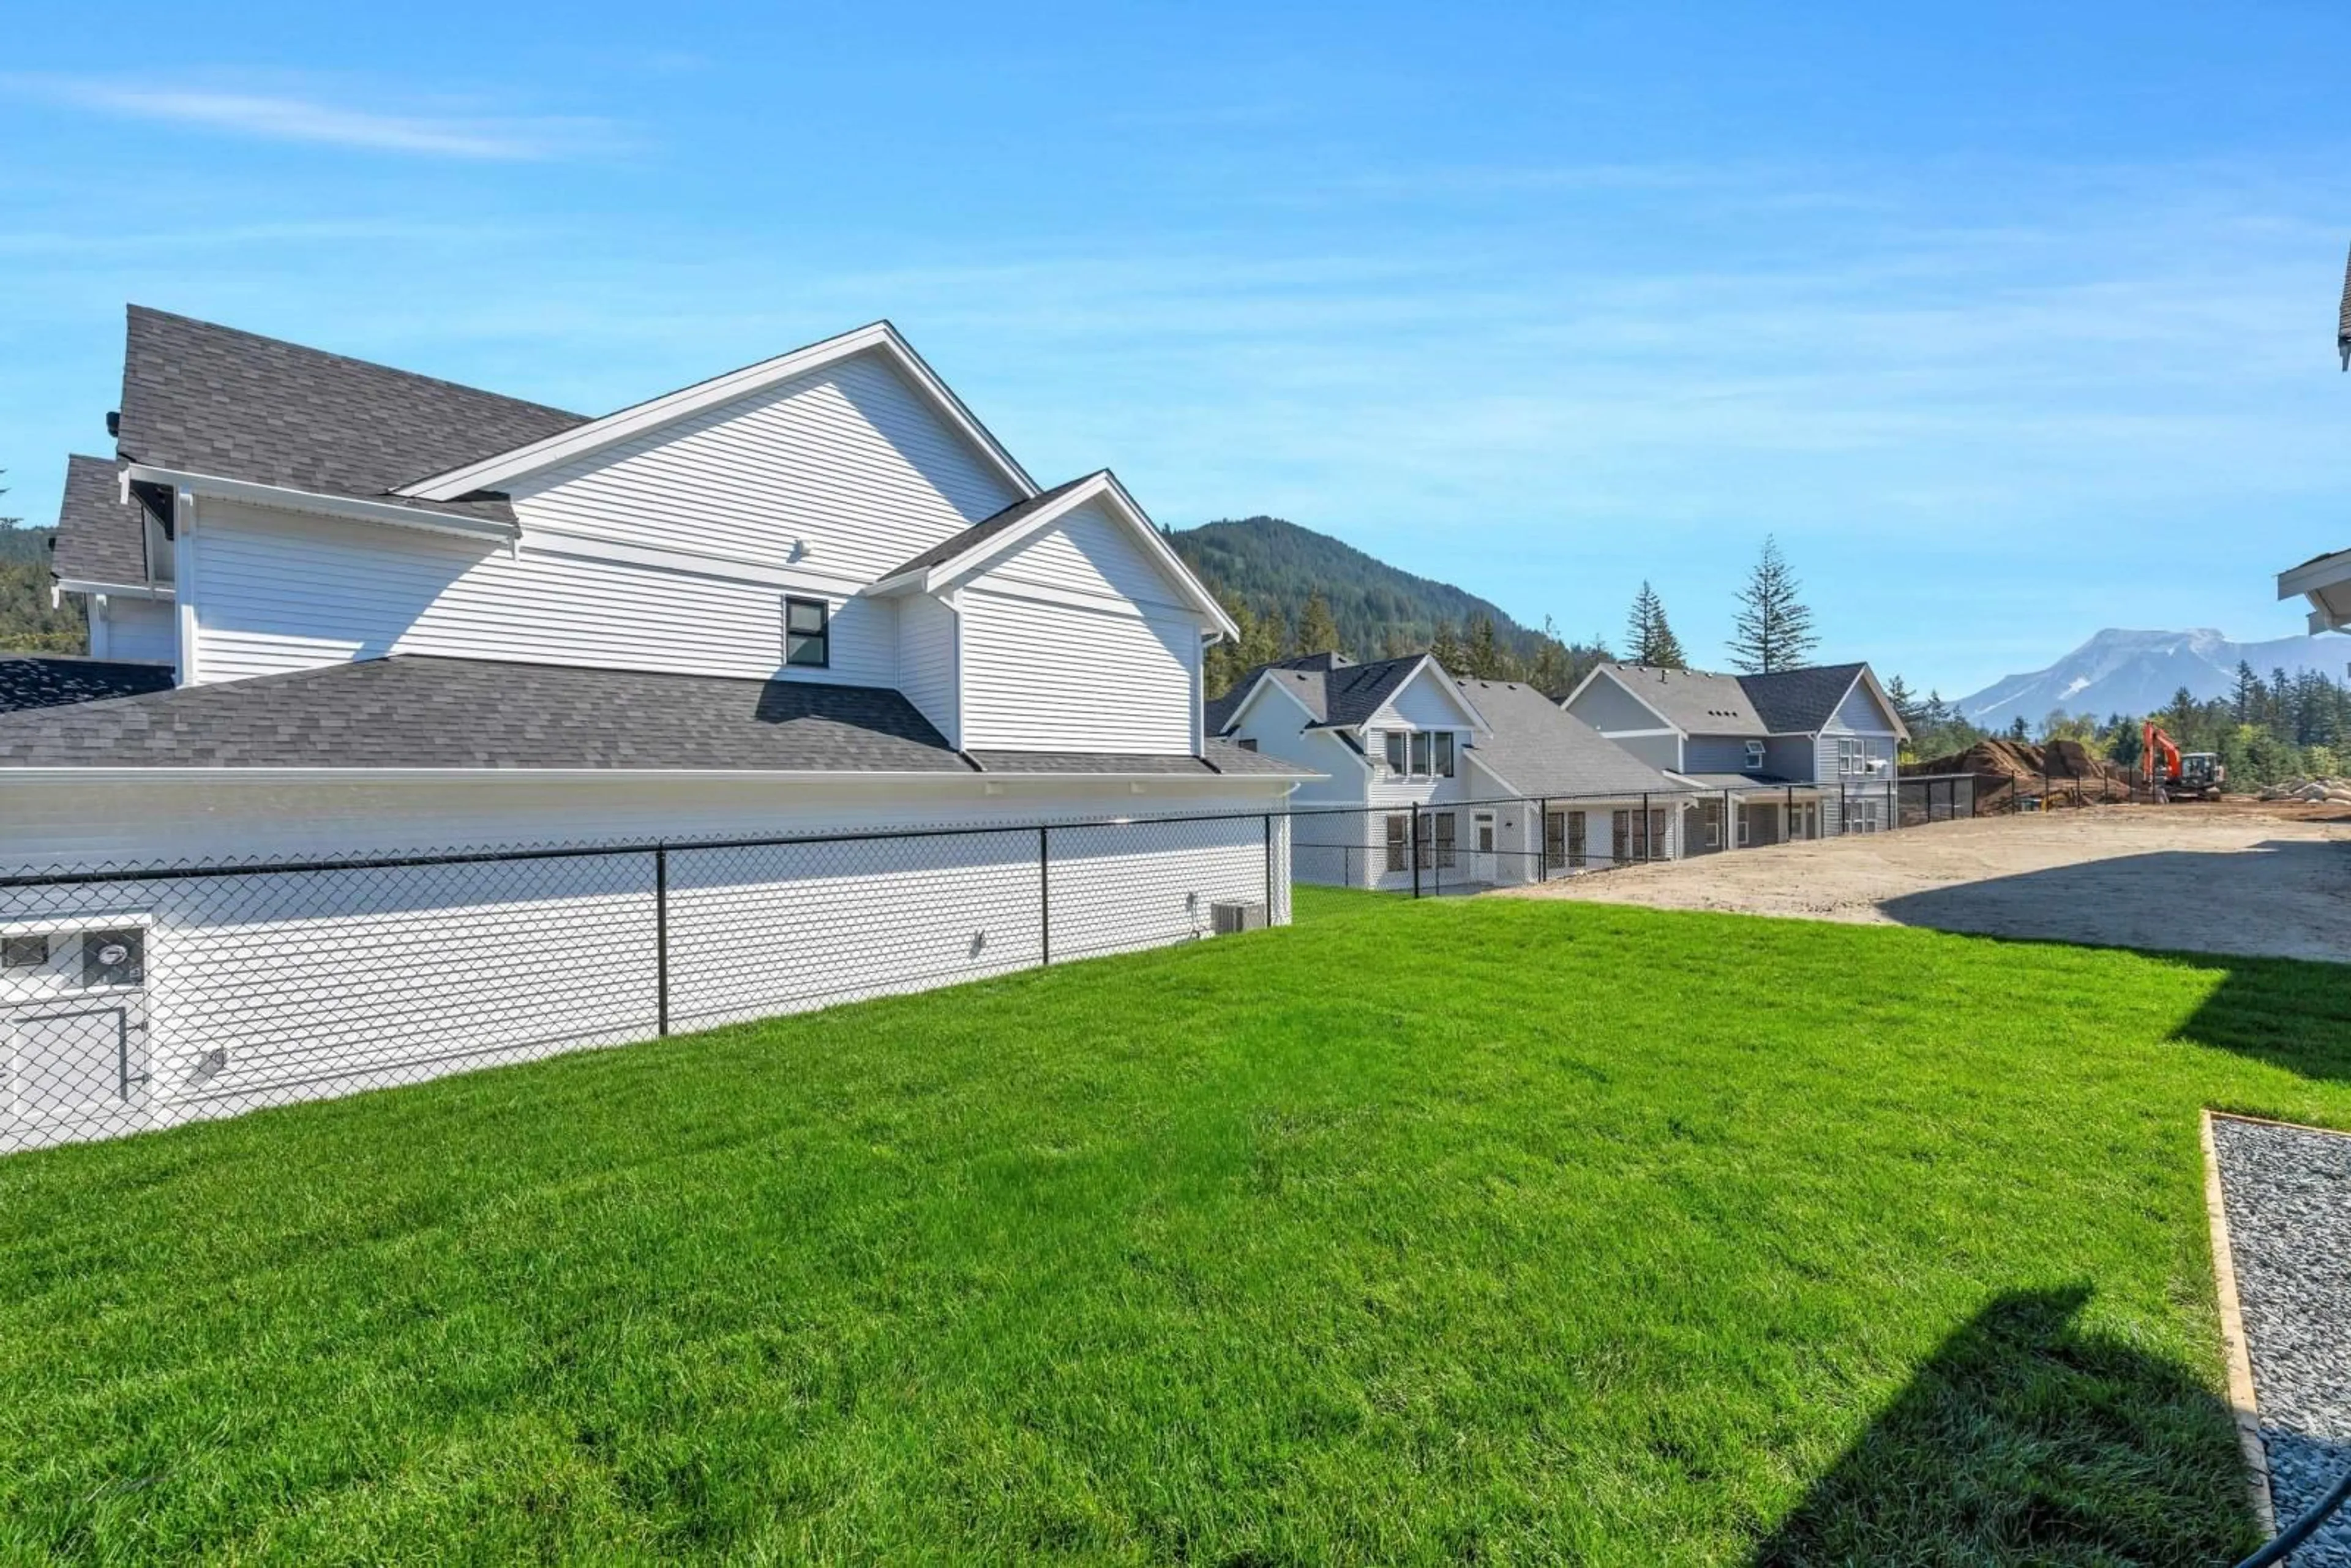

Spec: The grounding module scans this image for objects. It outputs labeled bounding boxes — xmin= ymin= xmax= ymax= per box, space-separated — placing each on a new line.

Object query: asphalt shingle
xmin=114 ymin=307 xmax=588 ymax=522
xmin=0 ymin=656 xmax=176 ymax=716
xmin=879 ymin=474 xmax=1098 ymax=581
xmin=50 ymin=455 xmax=149 ymax=585
xmin=1455 ymin=678 xmax=1685 ymax=798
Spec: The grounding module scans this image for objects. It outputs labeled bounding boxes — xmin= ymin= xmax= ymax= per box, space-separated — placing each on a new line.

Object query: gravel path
xmin=2213 ymin=1116 xmax=2351 ymax=1567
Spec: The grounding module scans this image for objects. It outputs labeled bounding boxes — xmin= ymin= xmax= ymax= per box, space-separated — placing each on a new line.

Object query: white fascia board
xmin=879 ymin=471 xmax=1240 ymax=640
xmin=123 ymin=465 xmax=518 ymax=546
xmin=1846 ymin=666 xmax=1913 ymax=743
xmin=2278 ymin=547 xmax=2351 ymax=600
xmin=398 ymin=321 xmax=1037 ymax=504
xmin=1370 ymin=658 xmax=1491 ymax=737
xmin=55 ymin=578 xmax=174 ymax=602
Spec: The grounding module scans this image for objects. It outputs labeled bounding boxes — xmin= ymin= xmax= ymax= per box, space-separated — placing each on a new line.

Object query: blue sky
xmin=4 ymin=1 xmax=2347 ymax=698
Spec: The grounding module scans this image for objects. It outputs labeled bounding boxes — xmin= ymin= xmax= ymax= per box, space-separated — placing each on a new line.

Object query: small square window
xmin=3 ymin=934 xmax=48 ymax=969
xmin=1745 ymin=740 xmax=1766 ymax=771
xmin=784 ymin=596 xmax=830 ymax=668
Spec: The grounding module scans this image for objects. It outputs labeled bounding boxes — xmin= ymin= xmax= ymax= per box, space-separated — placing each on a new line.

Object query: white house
xmin=1204 ymin=653 xmax=1686 ymax=887
xmin=1 ymin=307 xmax=1314 ymax=1150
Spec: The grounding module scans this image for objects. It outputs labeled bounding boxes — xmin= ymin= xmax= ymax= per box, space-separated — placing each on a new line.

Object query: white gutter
xmin=123 ymin=465 xmax=520 ymax=546
xmin=54 ymin=578 xmax=174 ymax=602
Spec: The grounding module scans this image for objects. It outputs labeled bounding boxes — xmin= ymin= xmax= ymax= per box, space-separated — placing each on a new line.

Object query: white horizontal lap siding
xmin=958 ymin=590 xmax=1195 ymax=754
xmin=897 ymin=594 xmax=959 ymax=745
xmin=667 ymin=831 xmax=1044 ymax=1029
xmin=508 ymin=350 xmax=1019 ymax=580
xmin=97 ymin=597 xmax=176 ymax=664
xmin=1046 ymin=814 xmax=1272 ymax=961
xmin=189 ymin=501 xmax=892 ymax=685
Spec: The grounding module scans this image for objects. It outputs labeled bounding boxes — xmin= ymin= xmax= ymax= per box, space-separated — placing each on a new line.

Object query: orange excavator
xmin=2141 ymin=722 xmax=2225 ymax=801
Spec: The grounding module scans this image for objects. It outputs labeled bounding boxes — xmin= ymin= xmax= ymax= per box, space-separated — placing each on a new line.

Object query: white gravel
xmin=2213 ymin=1116 xmax=2351 ymax=1567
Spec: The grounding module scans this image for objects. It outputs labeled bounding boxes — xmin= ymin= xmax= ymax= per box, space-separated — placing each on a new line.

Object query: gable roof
xmin=1593 ymin=664 xmax=1768 ymax=734
xmin=50 ymin=454 xmax=149 ymax=585
xmin=397 ymin=320 xmax=1035 ymax=505
xmin=1457 ymin=678 xmax=1685 ymax=798
xmin=0 ymin=655 xmax=1312 ymax=778
xmin=1582 ymin=661 xmax=1895 ymax=738
xmin=1737 ymin=662 xmax=1873 ymax=735
xmin=870 ymin=469 xmax=1236 ymax=636
xmin=0 ymin=655 xmax=176 ymax=715
xmin=1207 ymin=652 xmax=1488 ymax=736
xmin=116 ymin=307 xmax=587 ymax=525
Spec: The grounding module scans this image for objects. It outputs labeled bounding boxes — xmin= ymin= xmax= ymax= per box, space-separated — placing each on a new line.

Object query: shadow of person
xmin=1752 ymin=1285 xmax=2259 ymax=1566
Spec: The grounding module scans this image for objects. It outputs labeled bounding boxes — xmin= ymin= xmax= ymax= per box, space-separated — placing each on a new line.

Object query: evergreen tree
xmin=1427 ymin=620 xmax=1468 ymax=675
xmin=2007 ymin=715 xmax=2030 ymax=741
xmin=1464 ymin=615 xmax=1517 ymax=680
xmin=1291 ymin=590 xmax=1342 ymax=659
xmin=1727 ymin=535 xmax=1819 ymax=674
xmin=1883 ymin=673 xmax=1922 ymax=728
xmin=2232 ymin=660 xmax=2263 ymax=724
xmin=1622 ymin=580 xmax=1687 ymax=667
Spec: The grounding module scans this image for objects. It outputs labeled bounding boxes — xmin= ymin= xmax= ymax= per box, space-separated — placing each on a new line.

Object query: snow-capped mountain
xmin=1955 ymin=629 xmax=2351 ymax=730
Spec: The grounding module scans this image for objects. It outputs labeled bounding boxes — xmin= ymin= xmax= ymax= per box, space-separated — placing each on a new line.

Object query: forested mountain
xmin=1169 ymin=516 xmax=1608 ymax=696
xmin=0 ymin=525 xmax=84 ymax=655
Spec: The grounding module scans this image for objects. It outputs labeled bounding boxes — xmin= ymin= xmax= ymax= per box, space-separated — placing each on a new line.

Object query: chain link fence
xmin=3 ymin=778 xmax=1979 ymax=1155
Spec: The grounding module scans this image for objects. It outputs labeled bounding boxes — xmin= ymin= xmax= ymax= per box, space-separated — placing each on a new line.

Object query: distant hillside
xmin=0 ymin=525 xmax=84 ymax=654
xmin=1955 ymin=628 xmax=2350 ymax=729
xmin=1169 ymin=516 xmax=1549 ymax=661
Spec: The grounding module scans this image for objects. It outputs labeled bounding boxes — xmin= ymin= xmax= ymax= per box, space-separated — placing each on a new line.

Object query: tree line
xmin=1205 ymin=533 xmax=1826 ymax=698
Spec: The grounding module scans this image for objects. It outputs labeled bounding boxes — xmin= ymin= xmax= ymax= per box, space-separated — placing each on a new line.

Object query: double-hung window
xmin=1434 ymin=732 xmax=1455 ymax=777
xmin=1385 ymin=732 xmax=1408 ymax=776
xmin=1409 ymin=732 xmax=1431 ymax=776
xmin=1384 ymin=814 xmax=1409 ymax=872
xmin=784 ymin=596 xmax=831 ymax=667
xmin=1431 ymin=812 xmax=1457 ymax=868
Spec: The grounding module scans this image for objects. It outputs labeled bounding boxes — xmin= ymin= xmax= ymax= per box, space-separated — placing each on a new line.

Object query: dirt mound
xmin=1904 ymin=738 xmax=2132 ymax=808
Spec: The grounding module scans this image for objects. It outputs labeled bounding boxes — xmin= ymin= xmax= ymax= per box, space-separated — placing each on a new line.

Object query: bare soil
xmin=1494 ymin=804 xmax=2351 ymax=964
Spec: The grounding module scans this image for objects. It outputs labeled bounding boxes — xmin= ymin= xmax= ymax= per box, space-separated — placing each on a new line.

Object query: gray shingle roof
xmin=879 ymin=473 xmax=1099 ymax=581
xmin=1208 ymin=652 xmax=1441 ymax=737
xmin=1737 ymin=663 xmax=1870 ymax=735
xmin=114 ymin=307 xmax=588 ymax=522
xmin=2340 ymin=241 xmax=2351 ymax=369
xmin=1599 ymin=665 xmax=1768 ymax=733
xmin=1594 ymin=661 xmax=1875 ymax=737
xmin=1455 ymin=679 xmax=1684 ymax=798
xmin=0 ymin=655 xmax=1313 ymax=777
xmin=51 ymin=454 xmax=148 ymax=584
xmin=0 ymin=656 xmax=175 ymax=716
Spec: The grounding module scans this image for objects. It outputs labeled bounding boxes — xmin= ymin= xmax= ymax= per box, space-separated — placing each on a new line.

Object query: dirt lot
xmin=1495 ymin=804 xmax=2351 ymax=964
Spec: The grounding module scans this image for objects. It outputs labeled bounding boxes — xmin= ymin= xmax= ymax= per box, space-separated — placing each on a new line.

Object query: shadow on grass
xmin=1752 ymin=1286 xmax=2257 ymax=1566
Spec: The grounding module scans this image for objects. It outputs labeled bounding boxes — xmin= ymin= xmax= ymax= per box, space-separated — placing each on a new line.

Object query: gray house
xmin=1562 ymin=661 xmax=1910 ymax=842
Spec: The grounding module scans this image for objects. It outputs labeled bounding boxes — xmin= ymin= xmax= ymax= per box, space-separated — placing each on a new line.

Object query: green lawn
xmin=5 ymin=888 xmax=2350 ymax=1564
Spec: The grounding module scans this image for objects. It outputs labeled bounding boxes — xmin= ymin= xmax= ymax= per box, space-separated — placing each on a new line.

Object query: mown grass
xmin=4 ymin=888 xmax=2350 ymax=1564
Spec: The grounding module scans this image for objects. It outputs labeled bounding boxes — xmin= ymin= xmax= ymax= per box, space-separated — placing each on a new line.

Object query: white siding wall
xmin=507 ymin=349 xmax=1020 ymax=582
xmin=958 ymin=588 xmax=1197 ymax=754
xmin=897 ymin=593 xmax=961 ymax=745
xmin=187 ymin=501 xmax=897 ymax=687
xmin=92 ymin=596 xmax=176 ymax=664
xmin=1 ymin=776 xmax=1295 ymax=1153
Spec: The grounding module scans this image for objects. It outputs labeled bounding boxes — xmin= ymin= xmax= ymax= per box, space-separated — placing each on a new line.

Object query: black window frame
xmin=1384 ymin=814 xmax=1409 ymax=872
xmin=784 ymin=596 xmax=831 ymax=669
xmin=1409 ymin=732 xmax=1431 ymax=776
xmin=1235 ymin=737 xmax=1259 ymax=752
xmin=1384 ymin=732 xmax=1408 ymax=775
xmin=1434 ymin=732 xmax=1455 ymax=778
xmin=1432 ymin=811 xmax=1457 ymax=868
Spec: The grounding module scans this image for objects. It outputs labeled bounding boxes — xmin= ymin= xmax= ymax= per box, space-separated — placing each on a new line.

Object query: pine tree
xmin=1623 ymin=581 xmax=1687 ymax=668
xmin=1464 ymin=615 xmax=1515 ymax=680
xmin=2232 ymin=660 xmax=2262 ymax=724
xmin=1291 ymin=590 xmax=1341 ymax=659
xmin=1727 ymin=536 xmax=1818 ymax=674
xmin=1883 ymin=673 xmax=1922 ymax=729
xmin=2008 ymin=715 xmax=2030 ymax=742
xmin=1427 ymin=620 xmax=1467 ymax=675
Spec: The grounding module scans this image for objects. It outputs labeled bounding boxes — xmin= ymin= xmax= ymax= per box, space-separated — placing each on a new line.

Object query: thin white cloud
xmin=12 ymin=77 xmax=613 ymax=160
